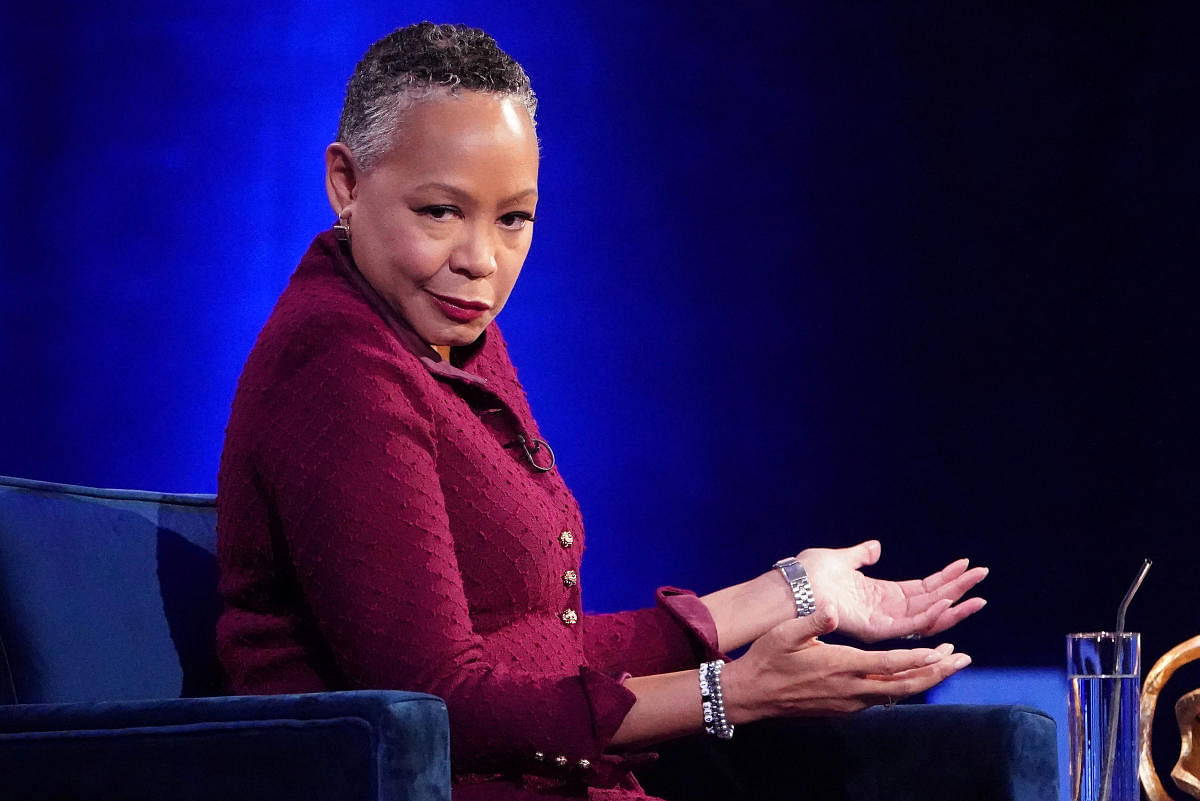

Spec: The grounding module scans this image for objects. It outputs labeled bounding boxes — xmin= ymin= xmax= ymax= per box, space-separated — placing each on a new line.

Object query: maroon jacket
xmin=216 ymin=231 xmax=722 ymax=799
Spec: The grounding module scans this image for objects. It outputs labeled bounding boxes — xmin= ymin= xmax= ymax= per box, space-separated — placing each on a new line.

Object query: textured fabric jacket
xmin=217 ymin=231 xmax=722 ymax=799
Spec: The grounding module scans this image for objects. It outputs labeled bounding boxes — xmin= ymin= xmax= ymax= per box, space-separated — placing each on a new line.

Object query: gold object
xmin=562 ymin=570 xmax=578 ymax=587
xmin=1140 ymin=635 xmax=1200 ymax=800
xmin=558 ymin=530 xmax=574 ymax=548
xmin=577 ymin=759 xmax=591 ymax=770
xmin=554 ymin=755 xmax=568 ymax=767
xmin=1176 ymin=690 xmax=1200 ymax=798
xmin=560 ymin=609 xmax=578 ymax=625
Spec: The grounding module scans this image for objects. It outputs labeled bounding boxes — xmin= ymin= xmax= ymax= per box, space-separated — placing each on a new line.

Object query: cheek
xmin=393 ymin=239 xmax=449 ymax=285
xmin=359 ymin=224 xmax=448 ymax=289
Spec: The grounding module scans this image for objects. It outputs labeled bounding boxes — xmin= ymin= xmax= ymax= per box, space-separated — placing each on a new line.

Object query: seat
xmin=0 ymin=474 xmax=1059 ymax=800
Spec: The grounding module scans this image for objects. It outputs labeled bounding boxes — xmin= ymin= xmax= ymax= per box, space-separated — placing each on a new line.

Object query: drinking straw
xmin=1098 ymin=558 xmax=1151 ymax=801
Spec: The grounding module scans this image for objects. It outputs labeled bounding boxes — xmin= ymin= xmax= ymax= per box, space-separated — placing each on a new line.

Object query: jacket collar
xmin=316 ymin=228 xmax=554 ymax=473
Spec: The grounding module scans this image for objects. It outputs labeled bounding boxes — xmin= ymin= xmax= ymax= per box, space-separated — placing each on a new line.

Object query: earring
xmin=333 ymin=211 xmax=351 ymax=242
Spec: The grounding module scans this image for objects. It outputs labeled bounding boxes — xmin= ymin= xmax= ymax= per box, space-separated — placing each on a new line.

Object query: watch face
xmin=775 ymin=558 xmax=806 ymax=582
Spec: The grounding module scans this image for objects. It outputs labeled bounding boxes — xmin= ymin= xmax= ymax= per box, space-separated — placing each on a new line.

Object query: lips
xmin=427 ymin=291 xmax=490 ymax=323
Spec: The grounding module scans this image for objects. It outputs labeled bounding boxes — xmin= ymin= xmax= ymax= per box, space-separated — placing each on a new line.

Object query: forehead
xmin=370 ymin=92 xmax=539 ymax=192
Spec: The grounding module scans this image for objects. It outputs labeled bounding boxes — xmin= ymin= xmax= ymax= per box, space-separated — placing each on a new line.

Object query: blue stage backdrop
xmin=2 ymin=1 xmax=1197 ymax=740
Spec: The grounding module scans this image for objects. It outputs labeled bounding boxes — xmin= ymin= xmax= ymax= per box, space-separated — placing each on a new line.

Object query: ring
xmin=901 ymin=633 xmax=921 ymax=641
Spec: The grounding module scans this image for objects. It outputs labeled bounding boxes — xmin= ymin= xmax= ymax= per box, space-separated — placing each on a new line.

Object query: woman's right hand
xmin=721 ymin=603 xmax=972 ymax=723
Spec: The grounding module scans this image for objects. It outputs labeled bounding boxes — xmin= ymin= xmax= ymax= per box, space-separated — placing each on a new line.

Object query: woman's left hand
xmin=796 ymin=540 xmax=987 ymax=644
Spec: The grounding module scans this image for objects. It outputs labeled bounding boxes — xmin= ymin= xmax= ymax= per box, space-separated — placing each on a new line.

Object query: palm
xmin=797 ymin=541 xmax=988 ymax=644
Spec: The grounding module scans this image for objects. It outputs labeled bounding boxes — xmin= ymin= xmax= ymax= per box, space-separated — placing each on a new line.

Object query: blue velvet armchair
xmin=0 ymin=475 xmax=450 ymax=801
xmin=0 ymin=474 xmax=1060 ymax=800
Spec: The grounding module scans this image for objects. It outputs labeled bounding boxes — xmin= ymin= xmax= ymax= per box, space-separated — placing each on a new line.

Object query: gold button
xmin=577 ymin=759 xmax=591 ymax=770
xmin=554 ymin=755 xmax=568 ymax=767
xmin=562 ymin=569 xmax=578 ymax=587
xmin=558 ymin=530 xmax=574 ymax=548
xmin=560 ymin=608 xmax=578 ymax=626
xmin=533 ymin=751 xmax=545 ymax=762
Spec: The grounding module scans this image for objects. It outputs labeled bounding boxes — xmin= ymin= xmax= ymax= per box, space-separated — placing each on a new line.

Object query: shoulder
xmin=229 ymin=236 xmax=437 ymax=429
xmin=267 ymin=248 xmax=391 ymax=364
xmin=251 ymin=239 xmax=421 ymax=381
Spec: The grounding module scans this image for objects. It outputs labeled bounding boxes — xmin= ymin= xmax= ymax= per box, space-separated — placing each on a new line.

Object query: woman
xmin=217 ymin=22 xmax=987 ymax=800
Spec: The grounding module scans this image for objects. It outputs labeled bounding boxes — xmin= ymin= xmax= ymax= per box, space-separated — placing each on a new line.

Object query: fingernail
xmin=936 ymin=643 xmax=955 ymax=654
xmin=953 ymin=655 xmax=972 ymax=669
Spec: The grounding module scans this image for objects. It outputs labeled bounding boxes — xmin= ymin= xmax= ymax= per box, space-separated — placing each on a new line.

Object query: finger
xmin=918 ymin=596 xmax=988 ymax=637
xmin=865 ymin=644 xmax=956 ymax=679
xmin=774 ymin=603 xmax=838 ymax=649
xmin=895 ymin=651 xmax=971 ymax=694
xmin=906 ymin=562 xmax=988 ymax=599
xmin=861 ymin=652 xmax=973 ymax=703
xmin=894 ymin=559 xmax=968 ymax=597
xmin=934 ymin=565 xmax=989 ymax=599
xmin=897 ymin=566 xmax=988 ymax=618
xmin=844 ymin=539 xmax=881 ymax=568
xmin=861 ymin=596 xmax=952 ymax=641
xmin=867 ymin=643 xmax=955 ymax=680
xmin=905 ymin=597 xmax=954 ymax=634
xmin=853 ymin=643 xmax=957 ymax=677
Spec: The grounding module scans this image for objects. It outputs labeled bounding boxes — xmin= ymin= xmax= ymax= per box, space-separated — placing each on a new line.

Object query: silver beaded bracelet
xmin=699 ymin=660 xmax=735 ymax=740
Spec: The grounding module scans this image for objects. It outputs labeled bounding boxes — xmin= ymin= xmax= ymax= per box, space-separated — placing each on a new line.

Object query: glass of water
xmin=1066 ymin=631 xmax=1141 ymax=801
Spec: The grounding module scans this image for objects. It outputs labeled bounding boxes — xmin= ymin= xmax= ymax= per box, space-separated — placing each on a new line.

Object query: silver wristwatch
xmin=773 ymin=557 xmax=816 ymax=617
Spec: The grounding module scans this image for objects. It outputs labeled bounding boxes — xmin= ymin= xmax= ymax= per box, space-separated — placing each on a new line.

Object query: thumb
xmin=847 ymin=539 xmax=881 ymax=568
xmin=776 ymin=602 xmax=838 ymax=648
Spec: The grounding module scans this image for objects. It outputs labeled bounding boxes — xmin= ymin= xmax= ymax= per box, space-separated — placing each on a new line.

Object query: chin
xmin=426 ymin=321 xmax=489 ymax=349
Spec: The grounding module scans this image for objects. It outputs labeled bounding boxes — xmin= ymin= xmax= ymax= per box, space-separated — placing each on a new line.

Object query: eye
xmin=415 ymin=204 xmax=462 ymax=221
xmin=498 ymin=211 xmax=536 ymax=231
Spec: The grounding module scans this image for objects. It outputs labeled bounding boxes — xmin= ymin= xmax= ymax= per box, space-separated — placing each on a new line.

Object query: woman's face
xmin=330 ymin=91 xmax=539 ymax=348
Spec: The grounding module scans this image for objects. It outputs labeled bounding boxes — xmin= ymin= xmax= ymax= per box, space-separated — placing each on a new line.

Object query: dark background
xmin=2 ymin=0 xmax=1197 ymax=783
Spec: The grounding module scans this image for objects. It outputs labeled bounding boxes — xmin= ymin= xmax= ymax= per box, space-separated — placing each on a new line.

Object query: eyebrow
xmin=413 ymin=182 xmax=538 ymax=206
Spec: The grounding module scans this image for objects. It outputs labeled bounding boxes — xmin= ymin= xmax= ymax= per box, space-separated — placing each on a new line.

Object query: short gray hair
xmin=336 ymin=22 xmax=537 ymax=170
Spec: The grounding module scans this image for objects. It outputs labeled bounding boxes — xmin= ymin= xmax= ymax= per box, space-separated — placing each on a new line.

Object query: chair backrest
xmin=0 ymin=475 xmax=221 ymax=704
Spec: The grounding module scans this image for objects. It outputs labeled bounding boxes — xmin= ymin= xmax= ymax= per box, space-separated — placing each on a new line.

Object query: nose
xmin=448 ymin=221 xmax=499 ymax=279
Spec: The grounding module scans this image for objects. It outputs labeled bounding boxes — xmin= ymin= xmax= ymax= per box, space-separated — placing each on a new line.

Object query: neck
xmin=433 ymin=344 xmax=452 ymax=361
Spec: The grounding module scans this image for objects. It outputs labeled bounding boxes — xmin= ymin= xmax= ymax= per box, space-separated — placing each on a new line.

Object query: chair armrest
xmin=637 ymin=704 xmax=1059 ymax=801
xmin=0 ymin=690 xmax=449 ymax=801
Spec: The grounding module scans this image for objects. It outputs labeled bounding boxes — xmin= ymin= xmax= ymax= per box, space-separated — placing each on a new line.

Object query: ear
xmin=325 ymin=142 xmax=359 ymax=219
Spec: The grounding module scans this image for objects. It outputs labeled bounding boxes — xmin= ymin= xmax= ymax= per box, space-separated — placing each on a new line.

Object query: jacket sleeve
xmin=247 ymin=316 xmax=636 ymax=775
xmin=582 ymin=589 xmax=724 ymax=677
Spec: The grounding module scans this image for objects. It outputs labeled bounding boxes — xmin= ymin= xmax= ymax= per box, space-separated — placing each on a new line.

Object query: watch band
xmin=773 ymin=557 xmax=816 ymax=618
